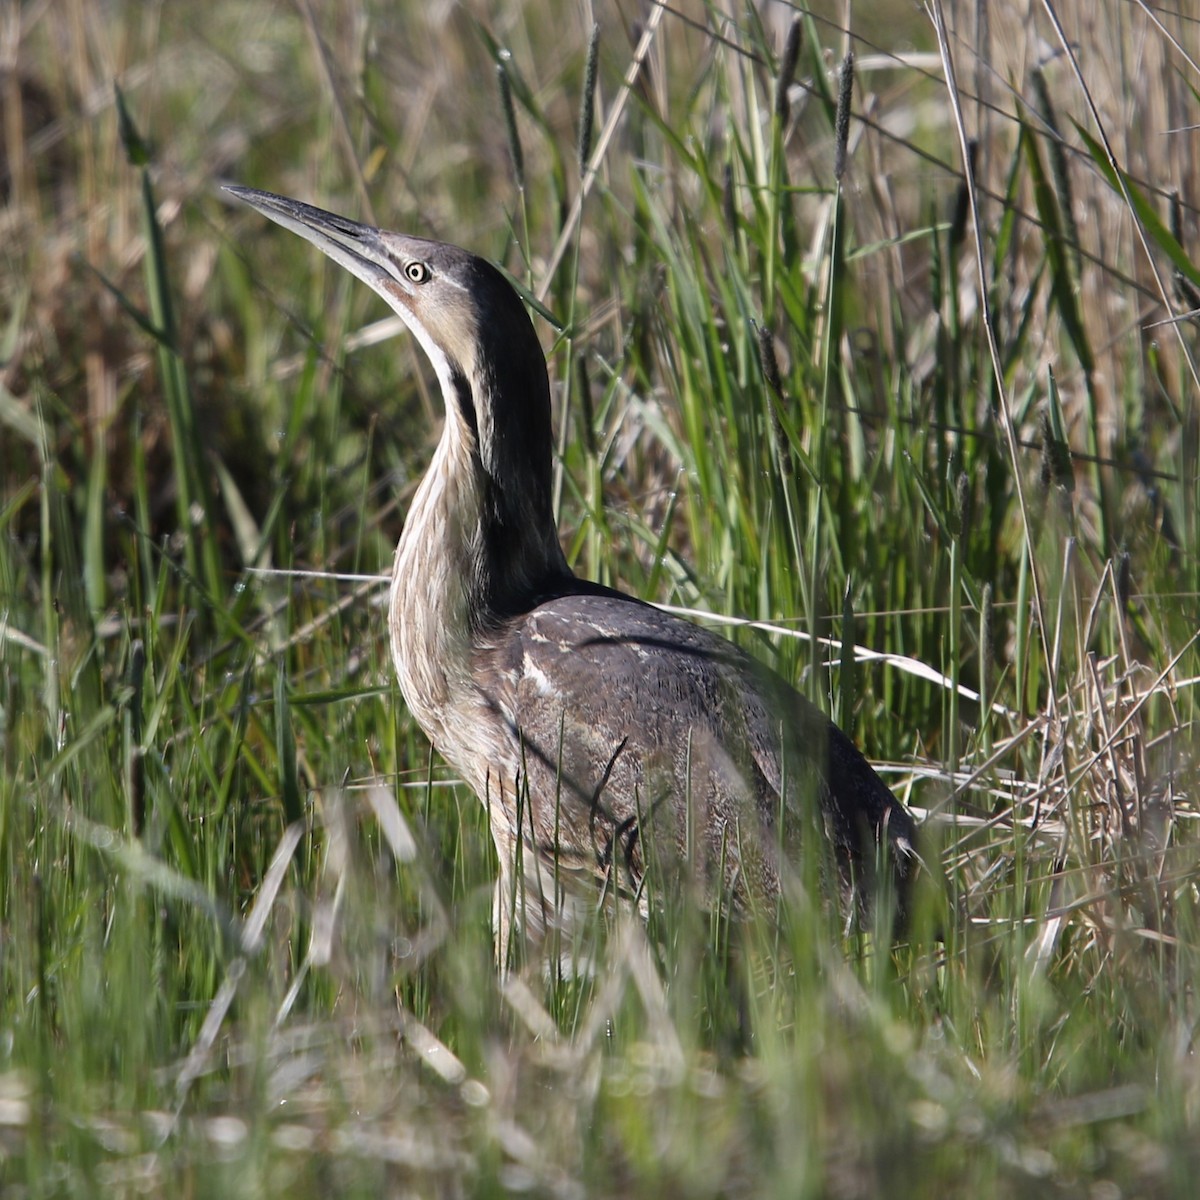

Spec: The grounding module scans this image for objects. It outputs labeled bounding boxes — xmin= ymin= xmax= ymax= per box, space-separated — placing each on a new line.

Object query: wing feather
xmin=474 ymin=590 xmax=915 ymax=912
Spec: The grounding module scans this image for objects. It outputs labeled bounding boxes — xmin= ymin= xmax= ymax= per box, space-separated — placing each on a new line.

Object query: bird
xmin=227 ymin=185 xmax=919 ymax=965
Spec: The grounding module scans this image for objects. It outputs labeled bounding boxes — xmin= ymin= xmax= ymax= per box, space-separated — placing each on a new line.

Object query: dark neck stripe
xmin=449 ymin=366 xmax=479 ymax=446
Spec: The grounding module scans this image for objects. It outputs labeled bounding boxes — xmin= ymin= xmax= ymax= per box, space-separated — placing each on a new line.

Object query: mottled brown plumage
xmin=229 ymin=186 xmax=918 ymax=961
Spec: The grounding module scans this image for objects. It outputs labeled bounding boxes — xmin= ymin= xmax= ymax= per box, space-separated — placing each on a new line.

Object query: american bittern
xmin=229 ymin=186 xmax=918 ymax=962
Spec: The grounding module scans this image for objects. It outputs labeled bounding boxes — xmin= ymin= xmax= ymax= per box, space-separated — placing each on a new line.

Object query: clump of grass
xmin=1 ymin=1 xmax=1198 ymax=1196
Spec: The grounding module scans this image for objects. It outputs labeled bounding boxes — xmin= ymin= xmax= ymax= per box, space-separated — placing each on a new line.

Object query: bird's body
xmin=229 ymin=186 xmax=918 ymax=960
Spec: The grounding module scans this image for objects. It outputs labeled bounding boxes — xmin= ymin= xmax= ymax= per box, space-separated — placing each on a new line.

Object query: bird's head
xmin=225 ymin=187 xmax=551 ymax=474
xmin=227 ymin=185 xmax=570 ymax=610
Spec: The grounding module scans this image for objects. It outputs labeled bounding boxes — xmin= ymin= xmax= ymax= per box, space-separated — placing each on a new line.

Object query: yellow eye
xmin=405 ymin=261 xmax=430 ymax=284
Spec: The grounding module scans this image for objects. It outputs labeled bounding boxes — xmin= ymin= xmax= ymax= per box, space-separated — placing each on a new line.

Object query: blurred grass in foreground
xmin=1 ymin=0 xmax=1198 ymax=1195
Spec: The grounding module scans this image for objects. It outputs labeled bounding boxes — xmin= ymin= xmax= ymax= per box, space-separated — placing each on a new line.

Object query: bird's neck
xmin=388 ymin=415 xmax=570 ymax=743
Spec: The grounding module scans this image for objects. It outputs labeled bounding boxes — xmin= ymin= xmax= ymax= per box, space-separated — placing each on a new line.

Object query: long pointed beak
xmin=225 ymin=185 xmax=392 ymax=292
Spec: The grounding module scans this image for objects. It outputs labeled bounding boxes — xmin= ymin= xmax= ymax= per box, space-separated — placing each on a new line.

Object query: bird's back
xmin=473 ymin=587 xmax=915 ymax=940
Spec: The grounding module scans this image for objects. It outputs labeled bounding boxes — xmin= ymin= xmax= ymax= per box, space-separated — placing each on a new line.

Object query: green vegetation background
xmin=1 ymin=1 xmax=1198 ymax=1195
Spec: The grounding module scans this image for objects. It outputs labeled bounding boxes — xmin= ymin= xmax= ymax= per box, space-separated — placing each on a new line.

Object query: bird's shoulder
xmin=476 ymin=584 xmax=829 ymax=761
xmin=489 ymin=586 xmax=756 ymax=699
